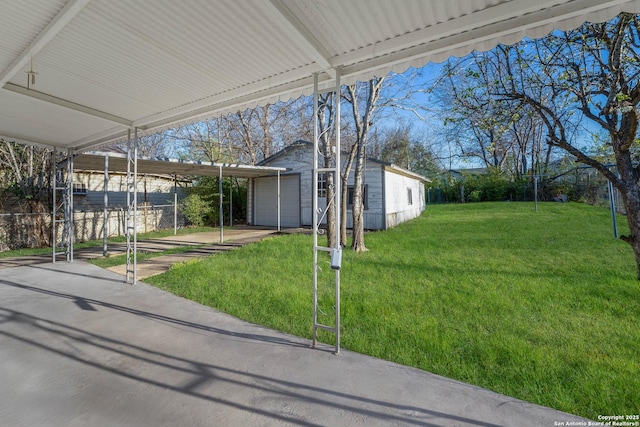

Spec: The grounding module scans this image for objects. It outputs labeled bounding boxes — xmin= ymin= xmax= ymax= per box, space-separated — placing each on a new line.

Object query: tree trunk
xmin=351 ymin=140 xmax=367 ymax=252
xmin=613 ymin=140 xmax=640 ymax=279
xmin=340 ymin=142 xmax=358 ymax=247
xmin=620 ymin=188 xmax=640 ymax=280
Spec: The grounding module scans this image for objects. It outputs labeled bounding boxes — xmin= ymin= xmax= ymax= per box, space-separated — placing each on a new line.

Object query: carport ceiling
xmin=1 ymin=0 xmax=639 ymax=152
xmin=73 ymin=153 xmax=286 ymax=178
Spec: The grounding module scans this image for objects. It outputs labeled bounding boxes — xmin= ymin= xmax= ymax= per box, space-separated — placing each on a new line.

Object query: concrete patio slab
xmin=0 ymin=261 xmax=591 ymax=426
xmin=0 ymin=227 xmax=284 ymax=271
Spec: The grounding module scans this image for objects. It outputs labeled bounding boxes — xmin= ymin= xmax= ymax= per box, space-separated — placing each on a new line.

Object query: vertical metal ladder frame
xmin=312 ymin=70 xmax=341 ymax=354
xmin=125 ymin=129 xmax=138 ymax=284
xmin=52 ymin=148 xmax=73 ymax=263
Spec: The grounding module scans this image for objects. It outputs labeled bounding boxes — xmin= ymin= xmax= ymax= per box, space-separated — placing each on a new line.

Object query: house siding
xmin=69 ymin=171 xmax=187 ymax=241
xmin=72 ymin=171 xmax=185 ymax=210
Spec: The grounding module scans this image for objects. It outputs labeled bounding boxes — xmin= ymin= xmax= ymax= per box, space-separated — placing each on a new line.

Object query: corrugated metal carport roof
xmin=74 ymin=153 xmax=286 ymax=178
xmin=1 ymin=0 xmax=640 ymax=152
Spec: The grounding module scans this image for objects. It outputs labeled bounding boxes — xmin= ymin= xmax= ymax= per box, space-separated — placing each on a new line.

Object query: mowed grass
xmin=147 ymin=202 xmax=640 ymax=419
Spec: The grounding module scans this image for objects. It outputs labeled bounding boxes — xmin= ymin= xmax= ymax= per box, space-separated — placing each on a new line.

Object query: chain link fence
xmin=427 ymin=166 xmax=624 ymax=212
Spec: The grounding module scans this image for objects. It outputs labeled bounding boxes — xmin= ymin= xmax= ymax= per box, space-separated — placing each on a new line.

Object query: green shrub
xmin=180 ymin=194 xmax=211 ymax=227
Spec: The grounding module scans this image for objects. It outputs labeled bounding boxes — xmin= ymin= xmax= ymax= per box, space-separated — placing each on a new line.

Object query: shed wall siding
xmin=258 ymin=145 xmax=430 ymax=230
xmin=261 ymin=148 xmax=389 ymax=229
xmin=384 ymin=170 xmax=426 ymax=228
xmin=344 ymin=164 xmax=385 ymax=230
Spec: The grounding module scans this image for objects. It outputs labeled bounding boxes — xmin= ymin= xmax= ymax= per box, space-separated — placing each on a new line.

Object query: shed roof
xmin=259 ymin=140 xmax=430 ymax=183
xmin=2 ymin=1 xmax=639 ymax=152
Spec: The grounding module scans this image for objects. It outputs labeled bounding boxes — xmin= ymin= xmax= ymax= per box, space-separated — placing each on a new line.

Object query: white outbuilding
xmin=248 ymin=141 xmax=428 ymax=230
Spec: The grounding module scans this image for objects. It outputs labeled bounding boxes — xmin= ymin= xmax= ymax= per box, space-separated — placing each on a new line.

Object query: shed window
xmin=317 ymin=173 xmax=327 ymax=198
xmin=407 ymin=188 xmax=413 ymax=205
xmin=348 ymin=185 xmax=368 ymax=210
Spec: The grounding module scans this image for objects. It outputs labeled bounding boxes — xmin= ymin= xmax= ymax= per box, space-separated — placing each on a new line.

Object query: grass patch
xmin=147 ymin=202 xmax=640 ymax=419
xmin=87 ymin=244 xmax=209 ymax=269
xmin=0 ymin=226 xmax=218 ymax=259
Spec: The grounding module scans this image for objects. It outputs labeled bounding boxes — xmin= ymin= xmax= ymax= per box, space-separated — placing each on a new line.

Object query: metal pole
xmin=219 ymin=165 xmax=223 ymax=243
xmin=229 ymin=177 xmax=233 ymax=227
xmin=68 ymin=148 xmax=74 ymax=262
xmin=277 ymin=170 xmax=281 ymax=232
xmin=103 ymin=155 xmax=109 ymax=256
xmin=534 ymin=175 xmax=538 ymax=212
xmin=334 ymin=68 xmax=341 ymax=355
xmin=311 ymin=70 xmax=342 ymax=354
xmin=312 ymin=73 xmax=319 ymax=349
xmin=133 ymin=128 xmax=138 ymax=284
xmin=608 ymin=180 xmax=618 ymax=239
xmin=52 ymin=147 xmax=57 ymax=263
xmin=126 ymin=129 xmax=132 ymax=283
xmin=174 ymin=175 xmax=178 ymax=236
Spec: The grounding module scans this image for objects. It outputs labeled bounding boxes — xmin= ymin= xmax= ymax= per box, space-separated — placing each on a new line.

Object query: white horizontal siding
xmin=73 ymin=172 xmax=185 ymax=210
xmin=259 ymin=144 xmax=432 ymax=231
xmin=384 ymin=170 xmax=425 ymax=228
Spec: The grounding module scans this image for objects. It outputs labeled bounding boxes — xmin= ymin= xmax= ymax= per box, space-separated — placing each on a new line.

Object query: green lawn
xmin=147 ymin=202 xmax=640 ymax=419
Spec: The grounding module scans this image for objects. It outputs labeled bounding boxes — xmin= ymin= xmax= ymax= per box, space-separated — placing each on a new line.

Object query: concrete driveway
xmin=0 ymin=261 xmax=590 ymax=426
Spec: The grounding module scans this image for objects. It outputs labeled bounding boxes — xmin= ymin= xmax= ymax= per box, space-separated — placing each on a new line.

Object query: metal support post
xmin=219 ymin=165 xmax=224 ymax=243
xmin=52 ymin=148 xmax=71 ymax=262
xmin=103 ymin=155 xmax=109 ymax=256
xmin=312 ymin=70 xmax=341 ymax=354
xmin=534 ymin=175 xmax=538 ymax=213
xmin=174 ymin=175 xmax=178 ymax=236
xmin=52 ymin=147 xmax=57 ymax=263
xmin=67 ymin=148 xmax=74 ymax=262
xmin=125 ymin=129 xmax=138 ymax=284
xmin=277 ymin=170 xmax=281 ymax=232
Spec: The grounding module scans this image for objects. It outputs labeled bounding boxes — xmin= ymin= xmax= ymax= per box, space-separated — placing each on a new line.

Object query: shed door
xmin=254 ymin=175 xmax=300 ymax=227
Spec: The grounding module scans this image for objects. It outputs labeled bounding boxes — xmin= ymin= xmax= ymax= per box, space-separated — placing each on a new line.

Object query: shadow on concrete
xmin=0 ymin=278 xmax=308 ymax=350
xmin=0 ymin=276 xmax=505 ymax=427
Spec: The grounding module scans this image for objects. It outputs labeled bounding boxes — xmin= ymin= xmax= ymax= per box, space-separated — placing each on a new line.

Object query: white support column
xmin=52 ymin=147 xmax=57 ymax=263
xmin=103 ymin=155 xmax=109 ymax=256
xmin=174 ymin=175 xmax=178 ymax=236
xmin=229 ymin=178 xmax=233 ymax=227
xmin=219 ymin=165 xmax=224 ymax=243
xmin=312 ymin=69 xmax=341 ymax=354
xmin=133 ymin=128 xmax=138 ymax=284
xmin=67 ymin=148 xmax=74 ymax=262
xmin=125 ymin=128 xmax=138 ymax=284
xmin=126 ymin=129 xmax=132 ymax=283
xmin=277 ymin=170 xmax=281 ymax=232
xmin=334 ymin=70 xmax=341 ymax=353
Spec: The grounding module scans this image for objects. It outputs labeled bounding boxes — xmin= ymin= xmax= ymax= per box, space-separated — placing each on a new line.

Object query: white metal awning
xmin=73 ymin=153 xmax=286 ymax=178
xmin=2 ymin=0 xmax=640 ymax=152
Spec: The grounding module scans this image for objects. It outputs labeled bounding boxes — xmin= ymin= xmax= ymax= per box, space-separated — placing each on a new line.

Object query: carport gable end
xmin=250 ymin=141 xmax=428 ymax=230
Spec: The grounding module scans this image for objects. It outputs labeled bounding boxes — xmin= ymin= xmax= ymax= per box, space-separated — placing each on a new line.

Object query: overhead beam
xmin=0 ymin=0 xmax=92 ymax=87
xmin=264 ymin=0 xmax=336 ymax=79
xmin=0 ymin=132 xmax=56 ymax=149
xmin=3 ymin=83 xmax=133 ymax=127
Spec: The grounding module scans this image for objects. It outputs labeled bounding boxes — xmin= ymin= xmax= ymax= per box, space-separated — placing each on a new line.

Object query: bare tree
xmin=342 ymin=77 xmax=385 ymax=252
xmin=0 ymin=139 xmax=53 ymax=246
xmin=455 ymin=13 xmax=640 ymax=278
xmin=174 ymin=121 xmax=227 ymax=162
